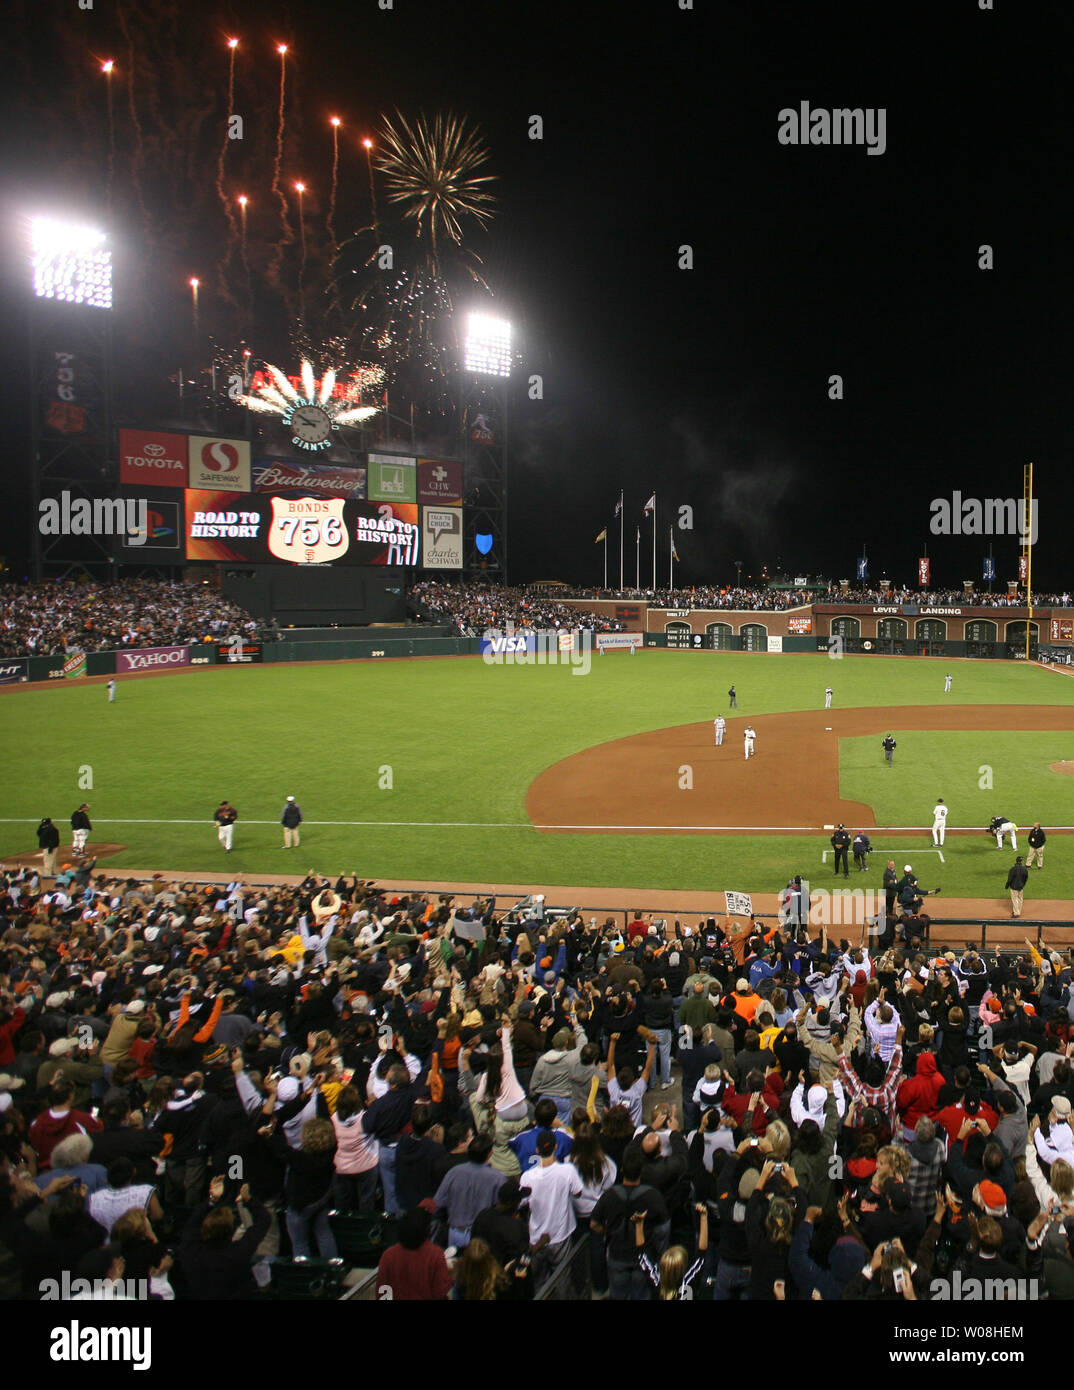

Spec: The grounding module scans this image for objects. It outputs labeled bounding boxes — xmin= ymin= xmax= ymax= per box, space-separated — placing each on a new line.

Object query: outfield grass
xmin=2 ymin=650 xmax=1072 ymax=898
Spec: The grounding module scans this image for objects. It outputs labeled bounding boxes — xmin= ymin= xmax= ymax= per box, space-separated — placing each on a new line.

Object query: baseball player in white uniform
xmin=714 ymin=715 xmax=726 ymax=746
xmin=744 ymin=725 xmax=756 ymax=759
xmin=824 ymin=687 xmax=833 ymax=709
xmin=932 ymin=798 xmax=948 ymax=846
xmin=106 ymin=680 xmax=116 ymax=703
xmin=992 ymin=817 xmax=1018 ymax=850
xmin=944 ymin=674 xmax=953 ymax=693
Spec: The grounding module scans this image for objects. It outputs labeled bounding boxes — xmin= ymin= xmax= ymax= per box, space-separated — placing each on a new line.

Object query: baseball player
xmin=106 ymin=680 xmax=116 ymax=703
xmin=70 ymin=803 xmax=91 ymax=857
xmin=743 ymin=725 xmax=756 ymax=759
xmin=728 ymin=685 xmax=738 ymax=709
xmin=824 ymin=687 xmax=833 ymax=709
xmin=931 ymin=797 xmax=948 ymax=846
xmin=990 ymin=815 xmax=1018 ymax=850
xmin=882 ymin=734 xmax=896 ymax=765
xmin=713 ymin=714 xmax=726 ymax=747
xmin=214 ymin=800 xmax=238 ymax=852
xmin=944 ymin=673 xmax=953 ymax=693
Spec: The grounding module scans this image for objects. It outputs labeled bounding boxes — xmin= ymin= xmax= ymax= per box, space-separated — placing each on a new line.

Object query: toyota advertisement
xmin=118 ymin=429 xmax=188 ymax=488
xmin=184 ymin=490 xmax=421 ymax=566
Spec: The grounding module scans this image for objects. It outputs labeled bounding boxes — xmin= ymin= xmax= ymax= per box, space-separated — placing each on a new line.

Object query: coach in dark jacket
xmin=1005 ymin=857 xmax=1029 ymax=919
xmin=280 ymin=796 xmax=303 ymax=848
xmin=37 ymin=817 xmax=60 ymax=876
xmin=830 ymin=826 xmax=851 ymax=879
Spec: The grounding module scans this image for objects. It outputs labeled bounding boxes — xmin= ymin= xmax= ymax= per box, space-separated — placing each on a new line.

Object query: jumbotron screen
xmin=184 ymin=490 xmax=420 ymax=566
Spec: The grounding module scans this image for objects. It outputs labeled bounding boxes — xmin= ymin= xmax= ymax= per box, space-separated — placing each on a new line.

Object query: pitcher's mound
xmin=1050 ymin=761 xmax=1074 ymax=776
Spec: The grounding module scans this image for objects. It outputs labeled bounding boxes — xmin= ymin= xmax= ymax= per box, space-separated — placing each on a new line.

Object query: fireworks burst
xmin=238 ymin=356 xmax=380 ymax=425
xmin=376 ymin=111 xmax=496 ymax=267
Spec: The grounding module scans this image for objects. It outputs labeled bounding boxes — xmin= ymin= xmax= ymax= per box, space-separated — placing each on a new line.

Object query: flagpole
xmin=603 ymin=532 xmax=608 ymax=589
xmin=635 ymin=526 xmax=640 ymax=591
xmin=618 ymin=492 xmax=624 ymax=593
xmin=669 ymin=524 xmax=674 ymax=590
xmin=652 ymin=494 xmax=657 ymax=591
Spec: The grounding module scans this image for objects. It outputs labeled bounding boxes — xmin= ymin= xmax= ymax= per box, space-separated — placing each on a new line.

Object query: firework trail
xmin=102 ymin=63 xmax=116 ymax=212
xmin=363 ymin=138 xmax=379 ymax=232
xmin=328 ymin=118 xmax=341 ymax=248
xmin=216 ymin=39 xmax=238 ymax=240
xmin=116 ymin=6 xmax=150 ymax=233
xmin=271 ymin=45 xmax=291 ymax=239
xmin=296 ymin=183 xmax=307 ymax=321
xmin=237 ymin=195 xmax=251 ymax=306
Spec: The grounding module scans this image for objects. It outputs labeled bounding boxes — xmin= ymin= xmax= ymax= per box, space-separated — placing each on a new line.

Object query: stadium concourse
xmin=2 ymin=860 xmax=1074 ymax=1303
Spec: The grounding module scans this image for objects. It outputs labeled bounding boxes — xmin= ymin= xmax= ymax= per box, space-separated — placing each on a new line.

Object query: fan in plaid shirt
xmin=837 ymin=1043 xmax=904 ymax=1132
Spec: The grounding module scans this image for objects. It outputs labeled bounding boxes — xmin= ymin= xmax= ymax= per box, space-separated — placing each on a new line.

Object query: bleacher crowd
xmin=409 ymin=582 xmax=625 ymax=638
xmin=1 ymin=859 xmax=1073 ymax=1302
xmin=0 ymin=580 xmax=277 ymax=659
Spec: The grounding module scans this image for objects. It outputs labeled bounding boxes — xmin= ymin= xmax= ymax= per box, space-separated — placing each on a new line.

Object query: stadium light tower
xmin=461 ymin=312 xmax=512 ymax=581
xmin=31 ymin=218 xmax=113 ymax=310
xmin=464 ymin=313 xmax=512 ymax=378
xmin=27 ymin=217 xmax=116 ymax=580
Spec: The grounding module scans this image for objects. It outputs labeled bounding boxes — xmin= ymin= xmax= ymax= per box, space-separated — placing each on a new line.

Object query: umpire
xmin=831 ymin=825 xmax=851 ymax=878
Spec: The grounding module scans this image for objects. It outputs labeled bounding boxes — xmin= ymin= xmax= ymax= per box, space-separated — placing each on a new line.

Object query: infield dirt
xmin=527 ymin=704 xmax=1074 ymax=834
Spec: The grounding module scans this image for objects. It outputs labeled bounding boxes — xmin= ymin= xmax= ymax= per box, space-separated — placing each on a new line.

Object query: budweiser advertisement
xmin=188 ymin=436 xmax=251 ymax=492
xmin=251 ymin=459 xmax=366 ymax=499
xmin=115 ymin=646 xmax=192 ymax=673
xmin=118 ymin=429 xmax=188 ymax=488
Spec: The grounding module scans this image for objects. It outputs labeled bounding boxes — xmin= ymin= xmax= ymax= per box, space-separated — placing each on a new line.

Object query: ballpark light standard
xmin=28 ymin=217 xmax=115 ymax=580
xmin=462 ymin=311 xmax=512 ymax=582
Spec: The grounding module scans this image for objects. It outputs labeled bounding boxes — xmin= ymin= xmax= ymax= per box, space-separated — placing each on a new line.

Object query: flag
xmin=1018 ymin=555 xmax=1028 ymax=583
xmin=614 ymin=492 xmax=623 ymax=516
xmin=983 ymin=556 xmax=996 ymax=581
xmin=643 ymin=494 xmax=655 ymax=516
xmin=672 ymin=538 xmax=680 ymax=562
xmin=918 ymin=556 xmax=930 ymax=587
xmin=636 ymin=525 xmax=640 ymax=542
xmin=594 ymin=528 xmax=607 ymax=543
xmin=856 ymin=556 xmax=868 ymax=581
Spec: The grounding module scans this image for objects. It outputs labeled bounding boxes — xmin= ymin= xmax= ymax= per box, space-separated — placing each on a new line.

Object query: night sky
xmin=3 ymin=1 xmax=1073 ymax=589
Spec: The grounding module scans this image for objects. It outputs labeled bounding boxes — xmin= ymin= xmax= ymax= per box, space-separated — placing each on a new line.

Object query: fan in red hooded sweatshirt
xmin=28 ymin=1076 xmax=102 ymax=1170
xmin=896 ymin=1052 xmax=946 ymax=1137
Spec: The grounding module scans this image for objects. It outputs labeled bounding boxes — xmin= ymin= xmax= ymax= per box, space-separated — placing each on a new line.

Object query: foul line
xmin=1 ymin=819 xmax=1067 ymax=837
xmin=823 ymin=848 xmax=946 ymax=864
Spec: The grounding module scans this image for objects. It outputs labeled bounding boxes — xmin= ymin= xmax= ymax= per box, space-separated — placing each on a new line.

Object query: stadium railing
xmin=534 ymin=1231 xmax=592 ymax=1301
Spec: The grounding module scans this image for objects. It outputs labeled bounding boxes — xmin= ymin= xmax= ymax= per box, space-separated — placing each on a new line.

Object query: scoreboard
xmin=183 ymin=491 xmax=420 ymax=566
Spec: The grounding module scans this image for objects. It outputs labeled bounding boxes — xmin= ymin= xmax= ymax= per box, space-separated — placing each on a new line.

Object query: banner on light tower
xmin=918 ymin=557 xmax=930 ymax=587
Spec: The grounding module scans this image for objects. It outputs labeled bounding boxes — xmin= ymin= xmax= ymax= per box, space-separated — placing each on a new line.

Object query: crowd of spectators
xmin=409 ymin=582 xmax=625 ymax=637
xmin=836 ymin=587 xmax=1071 ymax=608
xmin=562 ymin=586 xmax=816 ymax=611
xmin=454 ymin=583 xmax=1074 ymax=615
xmin=0 ymin=580 xmax=278 ymax=659
xmin=2 ymin=859 xmax=1073 ymax=1303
